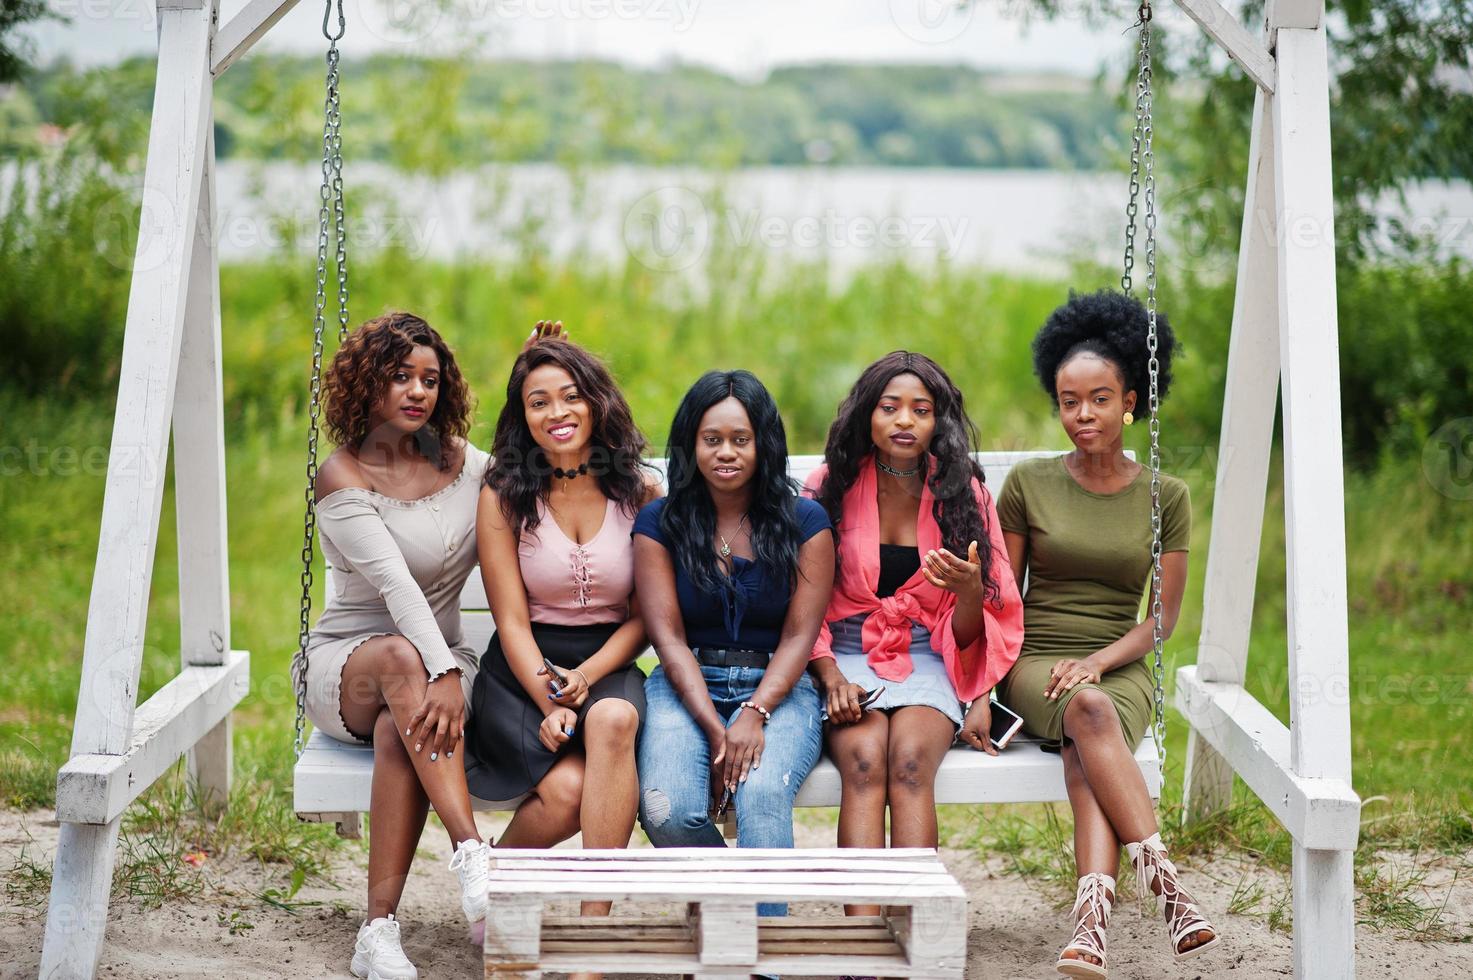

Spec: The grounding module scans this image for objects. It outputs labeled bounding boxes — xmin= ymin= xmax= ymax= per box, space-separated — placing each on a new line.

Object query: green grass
xmin=1 ymin=253 xmax=1469 ymax=931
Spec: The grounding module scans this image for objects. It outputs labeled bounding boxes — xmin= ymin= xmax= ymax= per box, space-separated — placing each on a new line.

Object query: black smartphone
xmin=988 ymin=697 xmax=1025 ymax=751
xmin=821 ymin=685 xmax=885 ymax=722
xmin=542 ymin=657 xmax=568 ymax=693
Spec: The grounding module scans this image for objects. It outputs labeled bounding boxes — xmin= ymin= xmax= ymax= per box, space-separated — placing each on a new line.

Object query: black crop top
xmin=877 ymin=544 xmax=921 ymax=598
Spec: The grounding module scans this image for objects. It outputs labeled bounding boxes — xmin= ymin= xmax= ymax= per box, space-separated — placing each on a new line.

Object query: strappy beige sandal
xmin=1126 ymin=832 xmax=1222 ymax=963
xmin=1056 ymin=872 xmax=1113 ymax=978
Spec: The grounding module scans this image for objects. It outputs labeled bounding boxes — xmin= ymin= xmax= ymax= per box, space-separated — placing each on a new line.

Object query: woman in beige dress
xmin=301 ymin=311 xmax=495 ymax=980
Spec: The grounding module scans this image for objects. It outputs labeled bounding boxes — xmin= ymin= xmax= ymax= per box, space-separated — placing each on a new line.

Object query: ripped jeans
xmin=637 ymin=664 xmax=823 ymax=917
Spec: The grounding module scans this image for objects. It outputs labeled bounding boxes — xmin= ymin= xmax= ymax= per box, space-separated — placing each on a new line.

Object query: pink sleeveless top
xmin=517 ymin=497 xmax=636 ymax=626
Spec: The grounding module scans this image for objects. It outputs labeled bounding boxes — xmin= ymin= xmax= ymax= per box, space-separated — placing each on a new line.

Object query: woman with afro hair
xmin=805 ymin=352 xmax=1024 ymax=918
xmin=304 ymin=311 xmax=493 ymax=980
xmin=995 ymin=290 xmax=1220 ymax=976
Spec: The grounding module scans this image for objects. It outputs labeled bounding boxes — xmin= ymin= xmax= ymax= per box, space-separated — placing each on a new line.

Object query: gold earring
xmin=1123 ymin=411 xmax=1135 ymax=426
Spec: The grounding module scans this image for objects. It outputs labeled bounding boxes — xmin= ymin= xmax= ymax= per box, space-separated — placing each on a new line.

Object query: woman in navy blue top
xmin=633 ymin=370 xmax=833 ymax=918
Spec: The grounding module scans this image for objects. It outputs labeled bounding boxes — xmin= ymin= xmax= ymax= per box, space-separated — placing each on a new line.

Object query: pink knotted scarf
xmin=806 ymin=456 xmax=1024 ymax=701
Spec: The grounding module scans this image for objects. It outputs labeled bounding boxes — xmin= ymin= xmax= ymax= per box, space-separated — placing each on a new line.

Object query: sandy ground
xmin=3 ymin=807 xmax=1470 ymax=979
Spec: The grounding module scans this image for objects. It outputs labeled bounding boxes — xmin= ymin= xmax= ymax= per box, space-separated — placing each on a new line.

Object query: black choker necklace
xmin=876 ymin=458 xmax=922 ymax=478
xmin=553 ymin=462 xmax=589 ymax=480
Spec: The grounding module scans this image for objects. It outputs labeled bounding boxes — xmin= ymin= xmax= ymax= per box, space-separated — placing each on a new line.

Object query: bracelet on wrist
xmin=739 ymin=700 xmax=772 ymax=725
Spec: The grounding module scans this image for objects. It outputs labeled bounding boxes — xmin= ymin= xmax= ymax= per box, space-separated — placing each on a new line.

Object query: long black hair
xmin=815 ymin=351 xmax=1002 ymax=607
xmin=660 ymin=370 xmax=804 ymax=597
xmin=485 ymin=339 xmax=650 ymax=539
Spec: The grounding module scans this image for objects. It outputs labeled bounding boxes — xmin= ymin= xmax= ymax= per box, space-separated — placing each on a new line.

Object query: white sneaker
xmin=448 ymin=838 xmax=492 ymax=923
xmin=351 ymin=915 xmax=418 ymax=980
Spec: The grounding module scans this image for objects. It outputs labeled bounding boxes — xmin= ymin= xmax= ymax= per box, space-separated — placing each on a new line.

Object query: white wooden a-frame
xmin=40 ymin=0 xmax=1359 ymax=976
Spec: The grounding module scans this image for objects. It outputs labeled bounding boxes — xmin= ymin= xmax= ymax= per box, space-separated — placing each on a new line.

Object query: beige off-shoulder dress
xmin=302 ymin=443 xmax=491 ymax=744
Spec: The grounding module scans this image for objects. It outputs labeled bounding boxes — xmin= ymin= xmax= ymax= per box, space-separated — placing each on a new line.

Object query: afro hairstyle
xmin=1031 ymin=288 xmax=1177 ymax=416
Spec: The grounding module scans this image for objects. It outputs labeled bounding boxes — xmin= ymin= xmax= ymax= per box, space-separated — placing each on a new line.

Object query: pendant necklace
xmin=718 ymin=513 xmax=750 ymax=558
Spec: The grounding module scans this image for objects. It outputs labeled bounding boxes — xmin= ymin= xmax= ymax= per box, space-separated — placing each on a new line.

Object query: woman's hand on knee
xmin=406 ymin=671 xmax=465 ymax=761
xmin=539 ymin=707 xmax=578 ymax=752
xmin=721 ymin=712 xmax=765 ymax=793
xmin=1044 ymin=657 xmax=1102 ymax=701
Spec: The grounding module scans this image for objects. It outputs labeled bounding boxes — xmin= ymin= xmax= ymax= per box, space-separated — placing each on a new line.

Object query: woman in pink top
xmin=464 ymin=337 xmax=658 ymax=976
xmin=806 ymin=352 xmax=1024 ymax=914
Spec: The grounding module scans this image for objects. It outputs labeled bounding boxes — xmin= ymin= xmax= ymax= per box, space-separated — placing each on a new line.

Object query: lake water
xmin=213 ymin=161 xmax=1473 ymax=278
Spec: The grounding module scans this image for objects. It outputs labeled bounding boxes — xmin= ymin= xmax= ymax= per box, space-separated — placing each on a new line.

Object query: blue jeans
xmin=637 ymin=664 xmax=823 ymax=918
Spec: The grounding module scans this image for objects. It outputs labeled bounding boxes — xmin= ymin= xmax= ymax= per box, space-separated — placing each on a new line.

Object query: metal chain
xmin=1121 ymin=1 xmax=1167 ymax=772
xmin=294 ymin=0 xmax=349 ymax=759
xmin=1120 ymin=2 xmax=1148 ymax=296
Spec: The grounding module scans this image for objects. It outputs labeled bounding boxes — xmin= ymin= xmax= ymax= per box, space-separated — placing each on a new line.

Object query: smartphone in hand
xmin=987 ymin=697 xmax=1025 ymax=751
xmin=542 ymin=657 xmax=568 ymax=694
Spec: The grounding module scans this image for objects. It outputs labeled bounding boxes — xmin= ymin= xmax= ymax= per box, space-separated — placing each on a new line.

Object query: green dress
xmin=994 ymin=455 xmax=1191 ymax=749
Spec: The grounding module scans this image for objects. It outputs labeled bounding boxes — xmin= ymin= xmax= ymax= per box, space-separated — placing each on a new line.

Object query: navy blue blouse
xmin=632 ymin=496 xmax=832 ymax=652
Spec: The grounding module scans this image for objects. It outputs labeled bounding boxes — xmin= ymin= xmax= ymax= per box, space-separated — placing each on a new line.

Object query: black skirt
xmin=463 ymin=621 xmax=646 ymax=802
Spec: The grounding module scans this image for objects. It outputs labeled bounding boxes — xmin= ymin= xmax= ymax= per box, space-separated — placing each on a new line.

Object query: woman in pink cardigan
xmin=806 ymin=352 xmax=1023 ymax=914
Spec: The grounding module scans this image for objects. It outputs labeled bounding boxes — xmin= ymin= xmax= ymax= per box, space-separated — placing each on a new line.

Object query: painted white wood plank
xmin=489 ymin=847 xmax=939 ymax=861
xmin=55 ymin=651 xmax=251 ymax=825
xmin=37 ymin=817 xmax=123 ymax=979
xmin=1170 ymin=0 xmax=1276 ymax=92
xmin=1293 ymin=843 xmax=1356 ymax=980
xmin=1272 ymin=26 xmax=1353 ymax=784
xmin=490 ymin=872 xmax=952 ymax=889
xmin=538 ymin=950 xmax=920 ymax=977
xmin=481 ymin=880 xmax=967 ymax=902
xmin=173 ymin=129 xmax=230 ymax=668
xmin=1185 ymin=85 xmax=1282 ymax=822
xmin=1266 ymin=0 xmax=1322 ymax=30
xmin=1175 ymin=666 xmax=1359 ymax=849
xmin=489 ymin=858 xmax=948 ymax=874
xmin=696 ymin=901 xmax=757 ymax=966
xmin=70 ymin=0 xmax=215 ymax=759
xmin=173 ymin=128 xmax=233 ymax=816
xmin=210 ymin=0 xmax=303 ymax=75
xmin=484 ymin=896 xmax=542 ymax=978
xmin=1196 ymin=89 xmax=1281 ymax=688
xmin=898 ymin=897 xmax=967 ymax=973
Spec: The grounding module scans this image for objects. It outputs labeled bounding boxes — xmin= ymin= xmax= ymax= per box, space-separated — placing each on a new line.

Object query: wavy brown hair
xmin=322 ymin=311 xmax=472 ymax=470
xmin=485 ymin=338 xmax=651 ymax=538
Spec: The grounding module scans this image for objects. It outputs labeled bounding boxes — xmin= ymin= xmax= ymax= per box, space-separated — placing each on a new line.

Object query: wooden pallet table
xmin=482 ymin=847 xmax=967 ymax=979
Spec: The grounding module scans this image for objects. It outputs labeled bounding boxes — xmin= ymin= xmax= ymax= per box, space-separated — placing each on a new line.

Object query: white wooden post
xmin=173 ymin=124 xmax=232 ymax=816
xmin=1272 ymin=9 xmax=1357 ymax=978
xmin=39 ymin=0 xmax=217 ymax=975
xmin=1183 ymin=88 xmax=1282 ymax=820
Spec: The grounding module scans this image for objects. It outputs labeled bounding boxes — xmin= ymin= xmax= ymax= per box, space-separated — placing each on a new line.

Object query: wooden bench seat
xmin=295 ymin=450 xmax=1162 ymax=835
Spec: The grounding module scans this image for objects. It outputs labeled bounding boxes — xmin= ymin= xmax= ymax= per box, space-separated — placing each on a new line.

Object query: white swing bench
xmin=294 ymin=450 xmax=1160 ymax=836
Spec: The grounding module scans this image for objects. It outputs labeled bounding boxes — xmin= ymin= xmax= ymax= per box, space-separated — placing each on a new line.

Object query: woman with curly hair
xmin=303 ymin=311 xmax=492 ymax=980
xmin=634 ymin=371 xmax=834 ymax=921
xmin=464 ymin=338 xmax=658 ymax=978
xmin=806 ymin=352 xmax=1023 ymax=916
xmin=995 ymin=290 xmax=1219 ymax=977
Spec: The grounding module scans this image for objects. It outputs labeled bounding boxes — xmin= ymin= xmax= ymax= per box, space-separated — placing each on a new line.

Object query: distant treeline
xmin=7 ymin=57 xmax=1126 ymax=172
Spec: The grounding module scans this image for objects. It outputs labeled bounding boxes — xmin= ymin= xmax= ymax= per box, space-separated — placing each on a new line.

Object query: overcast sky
xmin=23 ymin=0 xmax=1204 ymax=78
